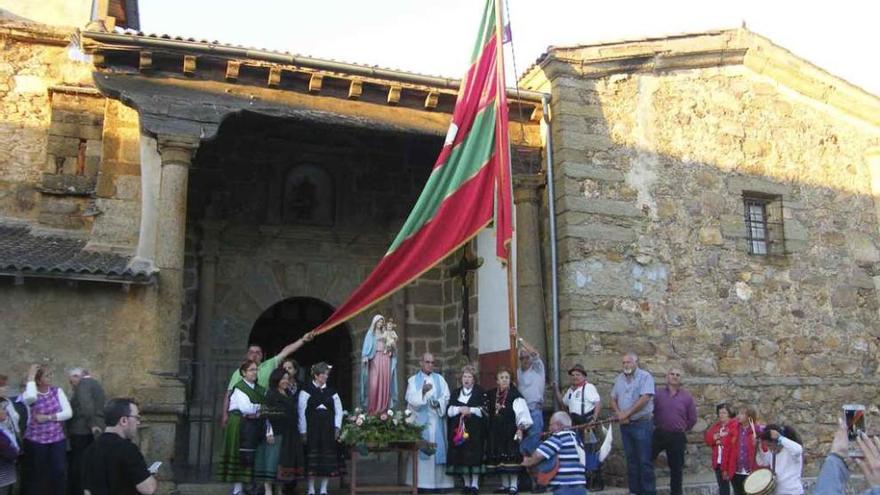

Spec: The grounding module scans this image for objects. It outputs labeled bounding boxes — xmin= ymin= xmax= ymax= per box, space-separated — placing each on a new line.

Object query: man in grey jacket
xmin=813 ymin=418 xmax=880 ymax=495
xmin=68 ymin=368 xmax=106 ymax=495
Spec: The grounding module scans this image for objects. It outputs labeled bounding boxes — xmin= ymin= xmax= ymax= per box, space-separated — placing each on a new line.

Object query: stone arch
xmin=248 ymin=297 xmax=354 ymax=408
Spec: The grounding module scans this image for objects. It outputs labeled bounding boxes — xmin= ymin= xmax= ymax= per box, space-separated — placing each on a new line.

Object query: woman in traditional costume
xmin=446 ymin=365 xmax=487 ymax=494
xmin=360 ymin=314 xmax=398 ymax=415
xmin=298 ymin=362 xmax=343 ymax=495
xmin=255 ymin=367 xmax=305 ymax=495
xmin=219 ymin=360 xmax=266 ymax=495
xmin=486 ymin=368 xmax=533 ymax=495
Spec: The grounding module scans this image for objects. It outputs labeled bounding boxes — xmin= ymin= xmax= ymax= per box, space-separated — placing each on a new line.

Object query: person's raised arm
xmin=276 ymin=331 xmax=315 ymax=362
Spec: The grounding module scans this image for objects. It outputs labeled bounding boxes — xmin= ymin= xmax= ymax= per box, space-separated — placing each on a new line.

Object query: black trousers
xmin=69 ymin=434 xmax=94 ymax=495
xmin=731 ymin=473 xmax=748 ymax=495
xmin=651 ymin=429 xmax=686 ymax=495
xmin=714 ymin=468 xmax=731 ymax=495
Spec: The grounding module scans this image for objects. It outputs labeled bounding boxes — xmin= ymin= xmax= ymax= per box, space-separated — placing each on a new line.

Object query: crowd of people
xmin=1 ymin=331 xmax=879 ymax=495
xmin=0 ymin=366 xmax=158 ymax=495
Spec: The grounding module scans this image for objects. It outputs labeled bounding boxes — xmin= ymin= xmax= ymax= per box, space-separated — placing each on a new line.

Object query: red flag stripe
xmin=313 ymin=158 xmax=498 ymax=334
xmin=433 ymin=34 xmax=499 ymax=170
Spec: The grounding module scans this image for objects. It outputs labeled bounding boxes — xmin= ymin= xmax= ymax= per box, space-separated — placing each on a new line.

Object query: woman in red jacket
xmin=704 ymin=404 xmax=736 ymax=495
xmin=728 ymin=406 xmax=762 ymax=495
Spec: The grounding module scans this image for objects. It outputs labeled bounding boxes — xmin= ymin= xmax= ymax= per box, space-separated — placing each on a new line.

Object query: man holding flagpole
xmin=406 ymin=353 xmax=454 ymax=491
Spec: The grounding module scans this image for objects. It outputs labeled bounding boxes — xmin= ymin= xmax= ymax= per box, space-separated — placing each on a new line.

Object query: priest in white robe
xmin=406 ymin=352 xmax=454 ymax=490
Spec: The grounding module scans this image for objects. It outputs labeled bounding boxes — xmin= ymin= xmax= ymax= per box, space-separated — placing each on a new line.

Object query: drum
xmin=744 ymin=468 xmax=776 ymax=495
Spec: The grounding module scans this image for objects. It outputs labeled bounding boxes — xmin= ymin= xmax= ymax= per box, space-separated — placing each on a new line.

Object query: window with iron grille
xmin=743 ymin=193 xmax=784 ymax=255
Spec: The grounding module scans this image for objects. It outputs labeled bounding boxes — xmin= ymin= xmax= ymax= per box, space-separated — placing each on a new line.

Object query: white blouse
xmin=228 ymin=381 xmax=261 ymax=415
xmin=511 ymin=397 xmax=533 ymax=428
xmin=447 ymin=388 xmax=483 ymax=418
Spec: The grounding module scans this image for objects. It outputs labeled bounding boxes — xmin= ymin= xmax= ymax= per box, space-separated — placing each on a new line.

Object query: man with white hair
xmin=610 ymin=352 xmax=656 ymax=495
xmin=521 ymin=411 xmax=587 ymax=495
xmin=68 ymin=367 xmax=106 ymax=495
xmin=405 ymin=353 xmax=453 ymax=491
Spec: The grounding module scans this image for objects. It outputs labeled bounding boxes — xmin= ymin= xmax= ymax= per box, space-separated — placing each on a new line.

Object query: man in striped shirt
xmin=522 ymin=412 xmax=587 ymax=495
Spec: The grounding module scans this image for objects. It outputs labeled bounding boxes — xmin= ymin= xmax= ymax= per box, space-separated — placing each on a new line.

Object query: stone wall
xmin=530 ymin=59 xmax=880 ymax=476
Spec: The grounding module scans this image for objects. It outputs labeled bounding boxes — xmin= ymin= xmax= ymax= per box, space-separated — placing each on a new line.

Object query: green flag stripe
xmin=469 ymin=0 xmax=496 ymax=64
xmin=387 ymin=104 xmax=497 ymax=254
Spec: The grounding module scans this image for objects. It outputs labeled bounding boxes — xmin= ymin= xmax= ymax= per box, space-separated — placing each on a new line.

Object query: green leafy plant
xmin=339 ymin=408 xmax=425 ymax=449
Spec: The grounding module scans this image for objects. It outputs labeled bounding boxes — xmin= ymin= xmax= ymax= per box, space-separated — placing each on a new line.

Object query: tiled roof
xmin=0 ymin=223 xmax=154 ymax=284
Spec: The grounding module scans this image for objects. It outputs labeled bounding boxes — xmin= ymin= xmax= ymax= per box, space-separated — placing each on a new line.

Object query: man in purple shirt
xmin=652 ymin=366 xmax=696 ymax=495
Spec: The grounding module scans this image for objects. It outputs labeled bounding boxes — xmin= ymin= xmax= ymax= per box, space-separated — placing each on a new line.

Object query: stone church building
xmin=1 ymin=1 xmax=878 ymax=490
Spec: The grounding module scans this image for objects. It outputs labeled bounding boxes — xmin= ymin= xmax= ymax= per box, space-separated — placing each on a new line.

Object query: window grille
xmin=743 ymin=194 xmax=784 ymax=255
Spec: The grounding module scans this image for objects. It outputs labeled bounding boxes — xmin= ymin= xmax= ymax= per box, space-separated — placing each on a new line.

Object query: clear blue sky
xmin=139 ymin=0 xmax=878 ymax=96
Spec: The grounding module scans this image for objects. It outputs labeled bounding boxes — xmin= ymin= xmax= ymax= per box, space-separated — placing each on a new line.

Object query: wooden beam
xmin=225 ymin=61 xmax=240 ymax=82
xmin=424 ymin=91 xmax=439 ymax=110
xmin=138 ymin=51 xmax=152 ymax=71
xmin=529 ymin=104 xmax=543 ymax=122
xmin=183 ymin=55 xmax=196 ymax=76
xmin=387 ymin=85 xmax=401 ymax=105
xmin=268 ymin=67 xmax=281 ymax=87
xmin=308 ymin=73 xmax=323 ymax=93
xmin=348 ymin=79 xmax=363 ymax=99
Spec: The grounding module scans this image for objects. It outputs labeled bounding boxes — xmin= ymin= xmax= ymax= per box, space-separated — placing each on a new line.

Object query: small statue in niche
xmin=286 ymin=176 xmax=317 ymax=222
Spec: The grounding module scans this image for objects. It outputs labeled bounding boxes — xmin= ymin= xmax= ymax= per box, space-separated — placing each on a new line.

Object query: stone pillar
xmin=139 ymin=134 xmax=198 ymax=487
xmin=513 ymin=175 xmax=548 ymax=359
xmin=195 ymin=221 xmax=223 ymax=398
xmin=130 ymin=133 xmax=161 ymax=273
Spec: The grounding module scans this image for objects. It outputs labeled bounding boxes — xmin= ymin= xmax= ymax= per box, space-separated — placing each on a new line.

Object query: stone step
xmin=175 ymin=475 xmax=867 ymax=495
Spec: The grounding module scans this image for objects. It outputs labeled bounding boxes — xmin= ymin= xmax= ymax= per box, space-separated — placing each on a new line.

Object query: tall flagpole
xmin=493 ymin=0 xmax=518 ymax=373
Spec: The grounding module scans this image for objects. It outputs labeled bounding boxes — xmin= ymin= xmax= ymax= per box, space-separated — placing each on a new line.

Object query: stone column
xmin=130 ymin=133 xmax=161 ymax=273
xmin=139 ymin=134 xmax=198 ymax=486
xmin=513 ymin=175 xmax=548 ymax=359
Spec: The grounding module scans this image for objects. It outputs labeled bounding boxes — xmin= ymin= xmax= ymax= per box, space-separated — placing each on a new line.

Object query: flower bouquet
xmin=339 ymin=408 xmax=425 ymax=451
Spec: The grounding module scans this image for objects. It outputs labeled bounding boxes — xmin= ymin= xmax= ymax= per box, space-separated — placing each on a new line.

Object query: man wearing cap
xmin=555 ymin=365 xmax=603 ymax=491
xmin=557 ymin=365 xmax=601 ymax=433
xmin=611 ymin=351 xmax=656 ymax=495
xmin=517 ymin=338 xmax=547 ymax=493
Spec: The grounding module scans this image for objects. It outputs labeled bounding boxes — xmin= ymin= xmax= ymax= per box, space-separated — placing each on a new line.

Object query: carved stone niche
xmin=281 ymin=164 xmax=335 ymax=226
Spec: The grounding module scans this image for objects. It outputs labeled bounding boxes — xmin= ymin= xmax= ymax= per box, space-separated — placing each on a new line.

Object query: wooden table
xmin=347 ymin=442 xmax=421 ymax=495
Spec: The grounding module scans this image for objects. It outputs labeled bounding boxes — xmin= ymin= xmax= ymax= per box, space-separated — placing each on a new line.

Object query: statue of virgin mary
xmin=359 ymin=314 xmax=398 ymax=414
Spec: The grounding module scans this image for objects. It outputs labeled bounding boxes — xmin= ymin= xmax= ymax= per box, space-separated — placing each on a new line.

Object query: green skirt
xmin=217 ymin=414 xmax=254 ymax=482
xmin=254 ymin=435 xmax=283 ymax=481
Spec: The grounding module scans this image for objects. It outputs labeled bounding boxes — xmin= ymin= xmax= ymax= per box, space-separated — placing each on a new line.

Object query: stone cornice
xmin=0 ymin=21 xmax=71 ymax=46
xmin=520 ymin=28 xmax=880 ymax=128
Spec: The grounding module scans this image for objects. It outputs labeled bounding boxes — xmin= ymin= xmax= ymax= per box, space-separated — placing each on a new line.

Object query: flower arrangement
xmin=339 ymin=408 xmax=425 ymax=449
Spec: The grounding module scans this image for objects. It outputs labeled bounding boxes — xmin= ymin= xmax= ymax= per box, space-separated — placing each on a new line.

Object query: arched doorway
xmin=248 ymin=297 xmax=354 ymax=408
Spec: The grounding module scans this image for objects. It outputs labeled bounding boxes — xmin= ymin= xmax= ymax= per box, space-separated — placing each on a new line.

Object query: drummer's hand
xmin=856 ymin=433 xmax=880 ymax=487
xmin=749 ymin=418 xmax=757 ymax=439
xmin=830 ymin=417 xmax=849 ymax=458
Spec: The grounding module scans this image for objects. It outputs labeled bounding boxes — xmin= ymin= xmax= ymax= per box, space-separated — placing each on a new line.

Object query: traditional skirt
xmin=446 ymin=415 xmax=487 ymax=475
xmin=278 ymin=431 xmax=306 ymax=480
xmin=486 ymin=414 xmax=524 ymax=473
xmin=218 ymin=414 xmax=252 ymax=482
xmin=306 ymin=408 xmax=340 ymax=477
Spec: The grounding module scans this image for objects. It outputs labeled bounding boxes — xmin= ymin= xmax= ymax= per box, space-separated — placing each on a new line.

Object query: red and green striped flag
xmin=313 ymin=0 xmax=513 ymax=335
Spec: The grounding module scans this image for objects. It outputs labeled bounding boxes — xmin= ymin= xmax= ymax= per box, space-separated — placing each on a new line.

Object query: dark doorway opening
xmin=248 ymin=297 xmax=354 ymax=408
